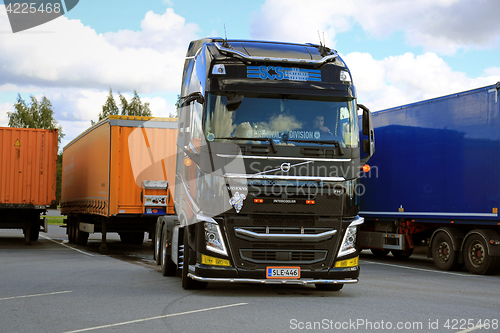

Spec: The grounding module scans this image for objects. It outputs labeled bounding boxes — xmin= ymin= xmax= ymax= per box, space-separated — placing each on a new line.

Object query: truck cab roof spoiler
xmin=214 ymin=42 xmax=338 ymax=66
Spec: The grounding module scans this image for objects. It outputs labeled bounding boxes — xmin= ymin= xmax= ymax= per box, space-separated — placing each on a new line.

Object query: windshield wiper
xmin=282 ymin=138 xmax=344 ymax=156
xmin=212 ymin=137 xmax=277 ymax=153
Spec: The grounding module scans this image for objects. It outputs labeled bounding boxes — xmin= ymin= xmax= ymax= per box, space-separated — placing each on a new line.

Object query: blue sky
xmin=1 ymin=0 xmax=499 ymax=147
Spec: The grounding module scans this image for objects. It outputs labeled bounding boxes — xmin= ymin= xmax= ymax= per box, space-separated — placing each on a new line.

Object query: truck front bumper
xmin=188 ymin=263 xmax=360 ymax=285
xmin=188 ymin=273 xmax=358 ymax=285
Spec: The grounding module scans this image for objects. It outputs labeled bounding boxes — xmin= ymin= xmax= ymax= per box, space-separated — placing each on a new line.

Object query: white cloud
xmin=344 ymin=51 xmax=500 ymax=111
xmin=0 ymin=102 xmax=13 ymax=127
xmin=0 ymin=7 xmax=200 ymax=93
xmin=251 ymin=0 xmax=500 ymax=55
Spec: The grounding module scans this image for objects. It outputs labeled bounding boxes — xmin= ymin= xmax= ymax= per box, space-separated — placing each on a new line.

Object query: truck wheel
xmin=370 ymin=249 xmax=390 ymax=257
xmin=181 ymin=228 xmax=207 ymax=290
xmin=315 ymin=283 xmax=343 ymax=291
xmin=154 ymin=219 xmax=163 ymax=265
xmin=391 ymin=248 xmax=413 ymax=258
xmin=431 ymin=232 xmax=462 ymax=271
xmin=463 ymin=234 xmax=500 ymax=275
xmin=160 ymin=223 xmax=177 ymax=276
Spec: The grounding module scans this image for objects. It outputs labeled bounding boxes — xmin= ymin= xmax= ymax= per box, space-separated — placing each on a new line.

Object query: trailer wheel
xmin=370 ymin=249 xmax=390 ymax=257
xmin=431 ymin=232 xmax=462 ymax=271
xmin=75 ymin=228 xmax=89 ymax=246
xmin=154 ymin=219 xmax=163 ymax=265
xmin=315 ymin=283 xmax=343 ymax=291
xmin=181 ymin=228 xmax=207 ymax=290
xmin=160 ymin=223 xmax=177 ymax=276
xmin=391 ymin=248 xmax=413 ymax=258
xmin=29 ymin=223 xmax=40 ymax=241
xmin=463 ymin=234 xmax=500 ymax=275
xmin=68 ymin=218 xmax=76 ymax=243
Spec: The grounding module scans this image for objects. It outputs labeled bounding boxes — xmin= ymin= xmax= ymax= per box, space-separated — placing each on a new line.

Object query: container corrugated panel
xmin=0 ymin=127 xmax=58 ymax=207
xmin=61 ymin=116 xmax=178 ymax=217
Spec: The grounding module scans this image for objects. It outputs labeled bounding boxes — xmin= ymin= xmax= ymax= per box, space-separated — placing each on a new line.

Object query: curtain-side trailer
xmin=61 ymin=116 xmax=177 ymax=252
xmin=359 ymin=82 xmax=500 ymax=275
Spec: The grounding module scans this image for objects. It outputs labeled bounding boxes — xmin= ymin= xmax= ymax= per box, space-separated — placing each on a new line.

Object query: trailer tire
xmin=68 ymin=218 xmax=76 ymax=243
xmin=75 ymin=228 xmax=89 ymax=246
xmin=315 ymin=283 xmax=343 ymax=291
xmin=463 ymin=234 xmax=500 ymax=275
xmin=391 ymin=248 xmax=413 ymax=258
xmin=181 ymin=227 xmax=207 ymax=290
xmin=29 ymin=223 xmax=39 ymax=241
xmin=160 ymin=223 xmax=177 ymax=276
xmin=154 ymin=218 xmax=163 ymax=265
xmin=431 ymin=232 xmax=462 ymax=271
xmin=370 ymin=249 xmax=390 ymax=257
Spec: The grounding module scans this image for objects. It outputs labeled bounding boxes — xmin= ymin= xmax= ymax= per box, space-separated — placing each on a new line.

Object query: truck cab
xmin=157 ymin=38 xmax=374 ymax=290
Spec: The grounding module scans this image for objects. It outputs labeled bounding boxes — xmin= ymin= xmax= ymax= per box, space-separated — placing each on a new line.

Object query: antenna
xmin=222 ymin=24 xmax=231 ymax=48
xmin=317 ymin=30 xmax=323 ymax=47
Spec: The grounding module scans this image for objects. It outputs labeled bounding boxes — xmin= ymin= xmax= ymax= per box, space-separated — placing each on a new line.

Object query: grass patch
xmin=44 ymin=216 xmax=66 ymax=225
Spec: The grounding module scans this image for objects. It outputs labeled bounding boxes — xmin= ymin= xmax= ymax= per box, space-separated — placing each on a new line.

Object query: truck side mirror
xmin=358 ymin=103 xmax=370 ymax=136
xmin=181 ymin=92 xmax=204 ymax=107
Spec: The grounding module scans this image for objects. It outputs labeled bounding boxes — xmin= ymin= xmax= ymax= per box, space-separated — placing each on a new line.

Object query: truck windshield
xmin=204 ymin=92 xmax=359 ymax=148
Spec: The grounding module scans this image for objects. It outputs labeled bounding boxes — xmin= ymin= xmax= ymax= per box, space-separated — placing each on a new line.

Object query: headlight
xmin=340 ymin=70 xmax=351 ymax=83
xmin=204 ymin=222 xmax=228 ymax=256
xmin=338 ymin=217 xmax=363 ymax=257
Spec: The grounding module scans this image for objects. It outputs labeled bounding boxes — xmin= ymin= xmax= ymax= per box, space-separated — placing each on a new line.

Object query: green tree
xmin=92 ymin=88 xmax=119 ymax=125
xmin=120 ymin=90 xmax=152 ymax=117
xmin=7 ymin=94 xmax=65 ymax=205
xmin=7 ymin=94 xmax=64 ymax=145
xmin=92 ymin=89 xmax=152 ymax=125
xmin=170 ymin=94 xmax=181 ymax=118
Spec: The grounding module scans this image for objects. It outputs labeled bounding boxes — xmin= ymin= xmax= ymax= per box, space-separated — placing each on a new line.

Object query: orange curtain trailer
xmin=61 ymin=116 xmax=178 ymax=219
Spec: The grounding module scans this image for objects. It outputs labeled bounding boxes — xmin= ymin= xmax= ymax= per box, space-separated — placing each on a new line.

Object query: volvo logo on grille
xmin=280 ymin=162 xmax=291 ymax=172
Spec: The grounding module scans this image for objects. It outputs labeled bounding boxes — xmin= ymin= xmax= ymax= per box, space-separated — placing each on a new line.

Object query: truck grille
xmin=239 ymin=249 xmax=327 ymax=264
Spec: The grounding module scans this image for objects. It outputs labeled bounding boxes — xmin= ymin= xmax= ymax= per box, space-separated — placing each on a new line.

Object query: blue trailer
xmin=359 ymin=82 xmax=500 ymax=275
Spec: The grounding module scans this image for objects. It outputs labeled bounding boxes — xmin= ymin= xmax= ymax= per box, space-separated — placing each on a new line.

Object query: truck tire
xmin=160 ymin=223 xmax=177 ymax=276
xmin=431 ymin=232 xmax=462 ymax=271
xmin=370 ymin=248 xmax=390 ymax=257
xmin=315 ymin=283 xmax=343 ymax=291
xmin=181 ymin=227 xmax=207 ymax=290
xmin=391 ymin=248 xmax=413 ymax=258
xmin=154 ymin=218 xmax=163 ymax=265
xmin=463 ymin=234 xmax=500 ymax=275
xmin=68 ymin=218 xmax=76 ymax=243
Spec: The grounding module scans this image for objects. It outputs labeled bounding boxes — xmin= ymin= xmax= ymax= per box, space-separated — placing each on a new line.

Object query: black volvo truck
xmin=154 ymin=38 xmax=375 ymax=290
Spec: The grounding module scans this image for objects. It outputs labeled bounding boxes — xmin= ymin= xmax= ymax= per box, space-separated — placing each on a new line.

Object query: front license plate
xmin=266 ymin=266 xmax=300 ymax=279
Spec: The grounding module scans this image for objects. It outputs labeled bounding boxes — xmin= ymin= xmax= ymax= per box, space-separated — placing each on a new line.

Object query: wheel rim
xmin=437 ymin=242 xmax=450 ymax=263
xmin=469 ymin=241 xmax=485 ymax=267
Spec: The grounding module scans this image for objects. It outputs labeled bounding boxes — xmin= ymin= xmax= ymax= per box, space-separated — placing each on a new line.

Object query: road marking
xmin=361 ymin=260 xmax=472 ymax=277
xmin=63 ymin=302 xmax=248 ymax=333
xmin=456 ymin=324 xmax=489 ymax=333
xmin=41 ymin=235 xmax=95 ymax=257
xmin=0 ymin=290 xmax=72 ymax=301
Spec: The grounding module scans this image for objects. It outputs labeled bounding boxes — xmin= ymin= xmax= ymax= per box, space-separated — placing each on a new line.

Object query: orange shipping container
xmin=61 ymin=116 xmax=178 ymax=218
xmin=0 ymin=127 xmax=58 ymax=208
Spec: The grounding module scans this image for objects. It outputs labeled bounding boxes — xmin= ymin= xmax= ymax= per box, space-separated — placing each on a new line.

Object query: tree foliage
xmin=7 ymin=94 xmax=64 ymax=145
xmin=92 ymin=89 xmax=152 ymax=125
